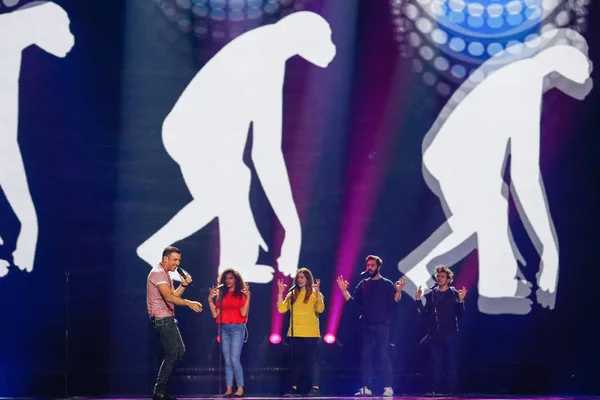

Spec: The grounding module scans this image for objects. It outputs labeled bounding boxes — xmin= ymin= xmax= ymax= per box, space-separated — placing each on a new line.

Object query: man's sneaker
xmin=283 ymin=387 xmax=298 ymax=397
xmin=354 ymin=386 xmax=372 ymax=396
xmin=153 ymin=393 xmax=177 ymax=400
xmin=308 ymin=387 xmax=320 ymax=397
xmin=383 ymin=386 xmax=394 ymax=397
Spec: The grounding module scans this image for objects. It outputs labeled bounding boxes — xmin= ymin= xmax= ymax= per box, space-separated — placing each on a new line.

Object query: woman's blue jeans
xmin=221 ymin=323 xmax=245 ymax=387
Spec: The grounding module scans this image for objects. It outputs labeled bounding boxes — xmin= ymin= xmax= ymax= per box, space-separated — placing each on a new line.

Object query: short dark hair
xmin=434 ymin=264 xmax=454 ymax=283
xmin=162 ymin=246 xmax=181 ymax=259
xmin=366 ymin=255 xmax=382 ymax=267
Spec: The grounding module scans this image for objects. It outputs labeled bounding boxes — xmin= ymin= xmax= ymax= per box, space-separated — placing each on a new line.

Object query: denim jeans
xmin=152 ymin=317 xmax=185 ymax=395
xmin=221 ymin=323 xmax=245 ymax=387
xmin=430 ymin=332 xmax=459 ymax=393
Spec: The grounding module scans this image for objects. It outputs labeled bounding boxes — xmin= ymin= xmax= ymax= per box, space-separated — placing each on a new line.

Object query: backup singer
xmin=416 ymin=264 xmax=466 ymax=395
xmin=277 ymin=268 xmax=325 ymax=397
xmin=208 ymin=268 xmax=250 ymax=397
xmin=337 ymin=255 xmax=406 ymax=397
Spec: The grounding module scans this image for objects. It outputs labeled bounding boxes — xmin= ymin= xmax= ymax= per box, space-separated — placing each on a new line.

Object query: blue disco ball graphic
xmin=155 ymin=0 xmax=313 ymax=42
xmin=390 ymin=0 xmax=589 ymax=96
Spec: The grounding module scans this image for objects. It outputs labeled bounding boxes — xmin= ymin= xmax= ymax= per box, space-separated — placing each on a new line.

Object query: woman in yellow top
xmin=277 ymin=268 xmax=325 ymax=397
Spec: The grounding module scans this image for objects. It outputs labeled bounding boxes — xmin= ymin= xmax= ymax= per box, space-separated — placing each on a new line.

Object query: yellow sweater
xmin=277 ymin=288 xmax=325 ymax=337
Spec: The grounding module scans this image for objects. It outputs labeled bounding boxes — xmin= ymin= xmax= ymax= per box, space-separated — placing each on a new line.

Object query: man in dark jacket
xmin=417 ymin=265 xmax=467 ymax=395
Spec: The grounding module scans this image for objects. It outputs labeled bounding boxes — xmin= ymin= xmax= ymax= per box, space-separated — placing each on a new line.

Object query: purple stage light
xmin=269 ymin=332 xmax=282 ymax=344
xmin=323 ymin=333 xmax=336 ymax=344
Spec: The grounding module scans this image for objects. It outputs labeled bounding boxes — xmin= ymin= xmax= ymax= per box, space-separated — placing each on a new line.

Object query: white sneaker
xmin=354 ymin=386 xmax=372 ymax=396
xmin=383 ymin=386 xmax=394 ymax=397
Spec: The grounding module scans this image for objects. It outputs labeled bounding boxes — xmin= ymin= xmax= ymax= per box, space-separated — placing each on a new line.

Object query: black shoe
xmin=308 ymin=387 xmax=320 ymax=397
xmin=426 ymin=391 xmax=454 ymax=397
xmin=283 ymin=387 xmax=298 ymax=397
xmin=153 ymin=393 xmax=177 ymax=400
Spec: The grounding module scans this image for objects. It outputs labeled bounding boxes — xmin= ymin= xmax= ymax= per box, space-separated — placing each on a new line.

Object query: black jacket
xmin=417 ymin=286 xmax=465 ymax=339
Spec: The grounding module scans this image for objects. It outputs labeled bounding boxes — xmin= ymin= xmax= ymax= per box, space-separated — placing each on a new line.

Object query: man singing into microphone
xmin=147 ymin=246 xmax=203 ymax=400
xmin=336 ymin=255 xmax=406 ymax=397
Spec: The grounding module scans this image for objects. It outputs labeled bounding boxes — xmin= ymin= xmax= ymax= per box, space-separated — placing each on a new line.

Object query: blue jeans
xmin=221 ymin=323 xmax=245 ymax=387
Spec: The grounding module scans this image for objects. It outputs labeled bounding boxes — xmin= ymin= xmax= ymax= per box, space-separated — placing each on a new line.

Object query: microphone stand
xmin=289 ymin=288 xmax=295 ymax=392
xmin=218 ymin=289 xmax=224 ymax=396
xmin=64 ymin=270 xmax=70 ymax=399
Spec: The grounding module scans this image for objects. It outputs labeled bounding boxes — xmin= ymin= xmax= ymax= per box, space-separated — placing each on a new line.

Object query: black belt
xmin=150 ymin=316 xmax=174 ymax=325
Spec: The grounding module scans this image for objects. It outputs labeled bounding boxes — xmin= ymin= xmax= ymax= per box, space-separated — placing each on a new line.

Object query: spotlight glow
xmin=323 ymin=333 xmax=336 ymax=344
xmin=269 ymin=333 xmax=282 ymax=344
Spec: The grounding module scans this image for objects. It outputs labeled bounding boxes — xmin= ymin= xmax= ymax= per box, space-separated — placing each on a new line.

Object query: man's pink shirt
xmin=147 ymin=264 xmax=175 ymax=318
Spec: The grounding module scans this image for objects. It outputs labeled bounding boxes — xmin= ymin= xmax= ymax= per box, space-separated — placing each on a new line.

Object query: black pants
xmin=361 ymin=325 xmax=392 ymax=388
xmin=290 ymin=337 xmax=319 ymax=387
xmin=430 ymin=333 xmax=459 ymax=393
xmin=152 ymin=317 xmax=185 ymax=395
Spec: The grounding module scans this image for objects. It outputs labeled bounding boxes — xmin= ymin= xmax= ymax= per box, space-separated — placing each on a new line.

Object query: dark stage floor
xmin=2 ymin=396 xmax=597 ymax=400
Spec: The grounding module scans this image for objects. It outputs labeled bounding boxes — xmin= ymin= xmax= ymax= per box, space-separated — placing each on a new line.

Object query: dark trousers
xmin=361 ymin=325 xmax=392 ymax=388
xmin=430 ymin=332 xmax=459 ymax=393
xmin=290 ymin=337 xmax=319 ymax=387
xmin=152 ymin=317 xmax=185 ymax=395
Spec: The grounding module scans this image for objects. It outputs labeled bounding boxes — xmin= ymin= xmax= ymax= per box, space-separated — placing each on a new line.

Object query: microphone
xmin=288 ymin=284 xmax=298 ymax=305
xmin=360 ymin=270 xmax=369 ymax=276
xmin=216 ymin=284 xmax=225 ymax=289
xmin=176 ymin=267 xmax=193 ymax=287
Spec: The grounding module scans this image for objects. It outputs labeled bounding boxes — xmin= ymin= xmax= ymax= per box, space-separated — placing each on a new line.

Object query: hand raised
xmin=458 ymin=286 xmax=467 ymax=302
xmin=395 ymin=277 xmax=407 ymax=292
xmin=208 ymin=286 xmax=219 ymax=301
xmin=313 ymin=279 xmax=321 ymax=292
xmin=277 ymin=278 xmax=287 ymax=294
xmin=242 ymin=283 xmax=251 ymax=297
xmin=336 ymin=276 xmax=349 ymax=291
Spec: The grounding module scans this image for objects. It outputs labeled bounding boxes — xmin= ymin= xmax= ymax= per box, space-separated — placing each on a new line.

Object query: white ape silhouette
xmin=0 ymin=2 xmax=75 ymax=277
xmin=398 ymin=29 xmax=592 ymax=314
xmin=137 ymin=11 xmax=336 ymax=283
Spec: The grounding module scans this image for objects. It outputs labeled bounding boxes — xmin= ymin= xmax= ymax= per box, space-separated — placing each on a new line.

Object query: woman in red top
xmin=208 ymin=268 xmax=250 ymax=397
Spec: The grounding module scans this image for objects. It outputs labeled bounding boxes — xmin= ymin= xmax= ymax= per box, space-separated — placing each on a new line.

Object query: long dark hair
xmin=218 ymin=268 xmax=245 ymax=299
xmin=292 ymin=268 xmax=315 ymax=304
